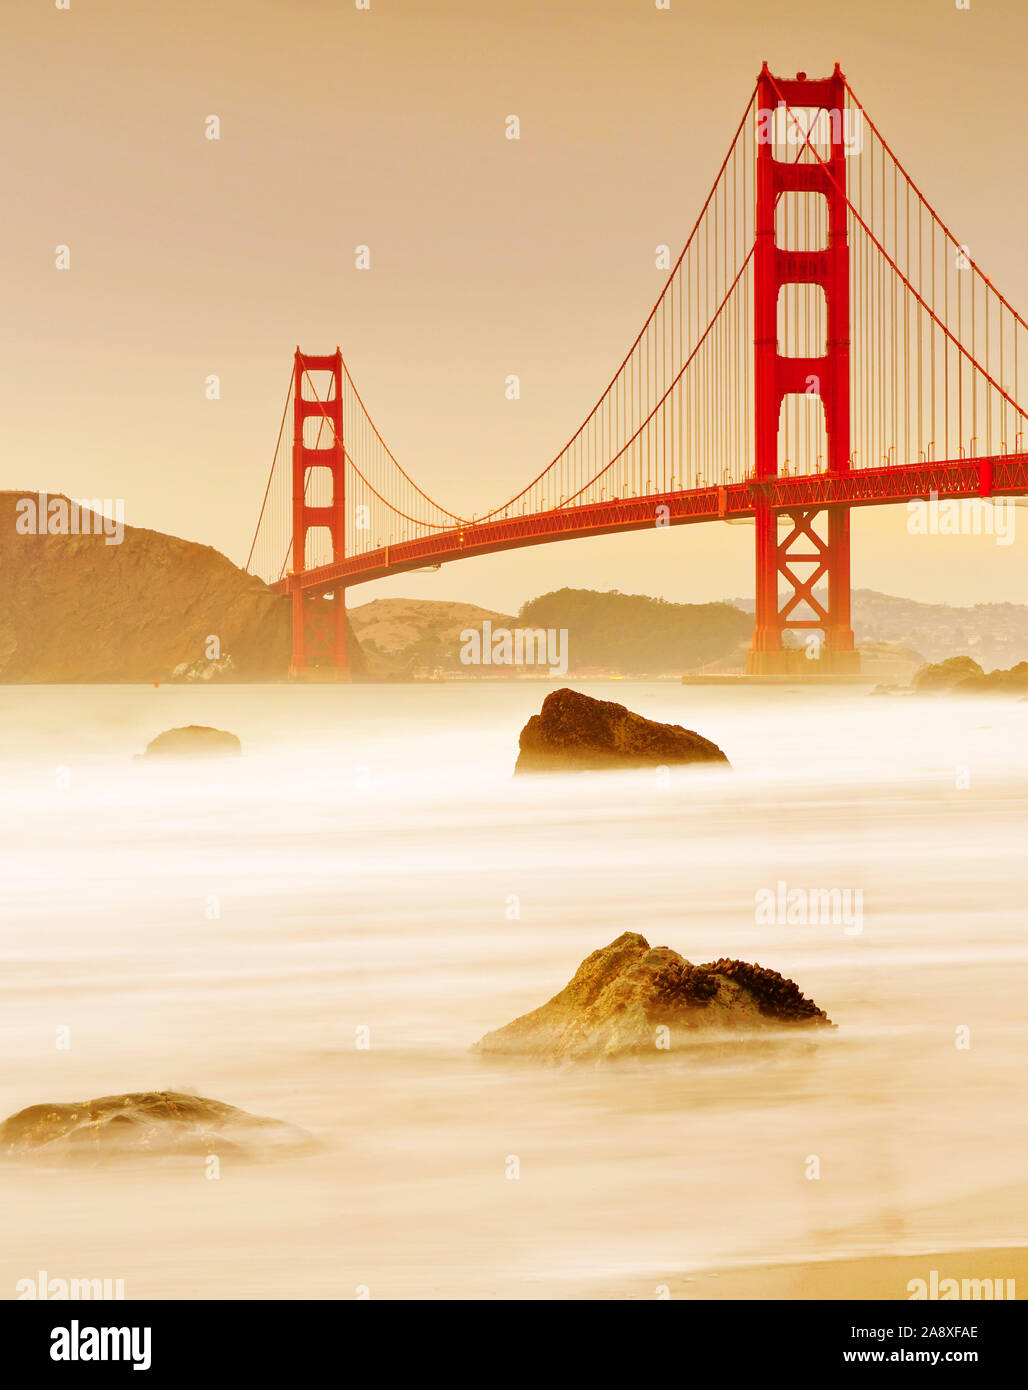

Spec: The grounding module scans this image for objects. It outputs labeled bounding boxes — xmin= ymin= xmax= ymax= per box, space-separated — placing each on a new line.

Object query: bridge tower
xmin=288 ymin=347 xmax=349 ymax=678
xmin=748 ymin=63 xmax=858 ymax=675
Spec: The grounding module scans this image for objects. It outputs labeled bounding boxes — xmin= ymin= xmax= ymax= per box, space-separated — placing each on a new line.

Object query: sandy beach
xmin=674 ymin=1247 xmax=1027 ymax=1301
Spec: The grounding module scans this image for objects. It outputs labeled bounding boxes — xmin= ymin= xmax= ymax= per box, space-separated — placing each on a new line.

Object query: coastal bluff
xmin=0 ymin=491 xmax=368 ymax=682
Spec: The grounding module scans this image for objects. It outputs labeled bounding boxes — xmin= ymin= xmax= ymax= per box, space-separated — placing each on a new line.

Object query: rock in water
xmin=911 ymin=655 xmax=984 ymax=692
xmin=473 ymin=932 xmax=833 ymax=1062
xmin=137 ymin=725 xmax=241 ymax=759
xmin=514 ymin=687 xmax=729 ymax=773
xmin=0 ymin=1091 xmax=306 ymax=1162
xmin=170 ymin=654 xmax=237 ymax=683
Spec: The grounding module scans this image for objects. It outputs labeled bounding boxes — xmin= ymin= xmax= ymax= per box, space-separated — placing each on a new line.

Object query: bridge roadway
xmin=271 ymin=451 xmax=1028 ymax=598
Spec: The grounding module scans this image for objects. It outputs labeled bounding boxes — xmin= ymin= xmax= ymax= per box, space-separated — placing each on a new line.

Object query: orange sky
xmin=3 ymin=0 xmax=1027 ymax=612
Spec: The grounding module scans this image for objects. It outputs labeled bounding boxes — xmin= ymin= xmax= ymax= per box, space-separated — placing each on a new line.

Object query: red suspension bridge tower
xmin=289 ymin=347 xmax=348 ymax=678
xmin=749 ymin=62 xmax=857 ymax=673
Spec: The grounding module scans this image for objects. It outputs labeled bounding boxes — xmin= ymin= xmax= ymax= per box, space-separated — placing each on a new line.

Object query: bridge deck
xmin=271 ymin=453 xmax=1028 ymax=596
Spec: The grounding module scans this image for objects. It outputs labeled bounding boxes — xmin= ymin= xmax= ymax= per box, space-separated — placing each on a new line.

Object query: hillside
xmin=349 ymin=590 xmax=752 ymax=676
xmin=0 ymin=492 xmax=369 ymax=682
xmin=349 ymin=591 xmax=926 ymax=681
xmin=349 ymin=599 xmax=515 ymax=674
xmin=518 ymin=588 xmax=752 ymax=674
xmin=734 ymin=587 xmax=1028 ymax=669
xmin=850 ymin=589 xmax=1028 ymax=668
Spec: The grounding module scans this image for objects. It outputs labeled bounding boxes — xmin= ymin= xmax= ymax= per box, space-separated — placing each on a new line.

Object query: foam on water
xmin=0 ymin=682 xmax=1025 ymax=1297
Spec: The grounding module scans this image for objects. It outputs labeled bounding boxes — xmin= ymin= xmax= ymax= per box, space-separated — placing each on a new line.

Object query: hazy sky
xmin=4 ymin=0 xmax=1027 ymax=614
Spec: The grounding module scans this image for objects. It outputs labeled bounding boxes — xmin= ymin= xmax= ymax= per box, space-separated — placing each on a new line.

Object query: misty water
xmin=1 ymin=682 xmax=1026 ymax=1298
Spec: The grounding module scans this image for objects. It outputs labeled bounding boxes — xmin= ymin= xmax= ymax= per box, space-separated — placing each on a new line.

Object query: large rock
xmin=951 ymin=660 xmax=1028 ymax=694
xmin=514 ymin=687 xmax=729 ymax=773
xmin=474 ymin=932 xmax=833 ymax=1062
xmin=911 ymin=655 xmax=984 ymax=692
xmin=0 ymin=1091 xmax=307 ymax=1162
xmin=910 ymin=656 xmax=1028 ymax=695
xmin=137 ymin=725 xmax=241 ymax=759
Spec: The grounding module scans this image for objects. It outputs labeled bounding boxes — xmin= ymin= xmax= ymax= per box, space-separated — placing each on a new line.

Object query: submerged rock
xmin=0 ymin=1090 xmax=306 ymax=1162
xmin=514 ymin=687 xmax=729 ymax=773
xmin=474 ymin=932 xmax=833 ymax=1062
xmin=137 ymin=725 xmax=241 ymax=759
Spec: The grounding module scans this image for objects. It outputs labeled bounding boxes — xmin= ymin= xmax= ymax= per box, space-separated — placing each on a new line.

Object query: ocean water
xmin=0 ymin=682 xmax=1025 ymax=1299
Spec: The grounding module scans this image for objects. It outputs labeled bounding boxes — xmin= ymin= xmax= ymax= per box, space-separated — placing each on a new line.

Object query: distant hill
xmin=349 ymin=590 xmax=934 ymax=679
xmin=850 ymin=589 xmax=1028 ymax=668
xmin=348 ymin=598 xmax=515 ymax=674
xmin=518 ymin=588 xmax=751 ymax=675
xmin=349 ymin=590 xmax=751 ymax=676
xmin=733 ymin=587 xmax=1028 ymax=669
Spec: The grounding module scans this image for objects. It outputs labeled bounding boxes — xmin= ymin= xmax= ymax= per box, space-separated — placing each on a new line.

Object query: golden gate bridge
xmin=246 ymin=63 xmax=1028 ymax=677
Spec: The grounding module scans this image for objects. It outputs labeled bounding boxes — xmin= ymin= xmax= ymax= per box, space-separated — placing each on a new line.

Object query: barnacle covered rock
xmin=474 ymin=932 xmax=832 ymax=1062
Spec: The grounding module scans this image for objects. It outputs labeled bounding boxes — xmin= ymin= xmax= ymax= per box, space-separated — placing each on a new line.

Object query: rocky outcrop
xmin=170 ymin=655 xmax=238 ymax=682
xmin=911 ymin=655 xmax=984 ymax=691
xmin=911 ymin=655 xmax=1028 ymax=695
xmin=950 ymin=660 xmax=1028 ymax=694
xmin=474 ymin=932 xmax=833 ymax=1062
xmin=137 ymin=726 xmax=241 ymax=759
xmin=0 ymin=1091 xmax=307 ymax=1161
xmin=514 ymin=688 xmax=729 ymax=773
